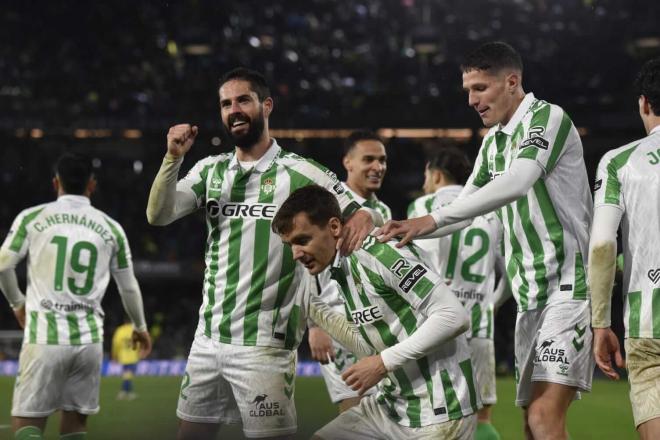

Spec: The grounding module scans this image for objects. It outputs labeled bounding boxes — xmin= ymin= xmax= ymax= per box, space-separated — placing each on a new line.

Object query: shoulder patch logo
xmin=398 ymin=264 xmax=427 ymax=293
xmin=520 ymin=137 xmax=549 ymax=150
xmin=594 ymin=179 xmax=602 ymax=191
xmin=333 ymin=183 xmax=345 ymax=194
xmin=390 ymin=258 xmax=411 ymax=278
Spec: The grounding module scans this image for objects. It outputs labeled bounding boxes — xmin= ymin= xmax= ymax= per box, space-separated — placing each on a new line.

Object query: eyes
xmin=361 ymin=156 xmax=387 ymax=165
xmin=220 ymin=95 xmax=253 ymax=109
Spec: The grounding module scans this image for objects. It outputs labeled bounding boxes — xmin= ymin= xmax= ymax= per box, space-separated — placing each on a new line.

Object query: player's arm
xmin=146 ymin=124 xmax=202 ymax=225
xmin=108 ymin=221 xmax=152 ymax=358
xmin=0 ymin=212 xmax=33 ymax=328
xmin=492 ymin=254 xmax=512 ymax=311
xmin=589 ymin=152 xmax=626 ymax=379
xmin=343 ymin=249 xmax=469 ymax=394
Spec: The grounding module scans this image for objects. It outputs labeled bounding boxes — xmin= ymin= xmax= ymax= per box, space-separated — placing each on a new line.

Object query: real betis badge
xmin=262 ymin=178 xmax=275 ymax=195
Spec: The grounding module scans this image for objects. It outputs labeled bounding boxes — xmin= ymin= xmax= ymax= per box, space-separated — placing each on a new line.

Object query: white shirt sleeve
xmin=146 ymin=154 xmax=202 ymax=225
xmin=112 ymin=270 xmax=148 ymax=332
xmin=430 ymin=159 xmax=543 ymax=229
xmin=379 ymin=283 xmax=469 ymax=372
xmin=588 ymin=204 xmax=623 ymax=328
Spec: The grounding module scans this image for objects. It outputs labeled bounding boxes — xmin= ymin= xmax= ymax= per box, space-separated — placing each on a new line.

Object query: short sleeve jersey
xmin=593 ymin=127 xmax=660 ymax=338
xmin=0 ymin=195 xmax=132 ymax=345
xmin=470 ymin=93 xmax=592 ymax=311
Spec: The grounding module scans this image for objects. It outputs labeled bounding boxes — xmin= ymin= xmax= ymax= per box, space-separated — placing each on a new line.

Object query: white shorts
xmin=514 ymin=300 xmax=594 ymax=407
xmin=315 ymin=394 xmax=477 ymax=440
xmin=176 ymin=334 xmax=297 ymax=438
xmin=469 ymin=338 xmax=497 ymax=405
xmin=12 ymin=343 xmax=102 ymax=417
xmin=319 ymin=340 xmax=376 ymax=404
xmin=625 ymin=338 xmax=660 ymax=428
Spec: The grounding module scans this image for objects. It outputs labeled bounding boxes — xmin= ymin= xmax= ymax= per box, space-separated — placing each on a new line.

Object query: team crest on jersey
xmin=209 ymin=177 xmax=223 ymax=191
xmin=261 ymin=178 xmax=275 ymax=195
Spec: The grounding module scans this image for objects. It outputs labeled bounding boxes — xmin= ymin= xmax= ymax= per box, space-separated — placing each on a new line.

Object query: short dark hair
xmin=635 ymin=57 xmax=660 ymax=115
xmin=461 ymin=42 xmax=523 ymax=75
xmin=219 ymin=67 xmax=271 ymax=102
xmin=272 ymin=185 xmax=342 ymax=235
xmin=343 ymin=130 xmax=384 ymax=156
xmin=55 ymin=153 xmax=93 ymax=195
xmin=427 ymin=147 xmax=473 ymax=185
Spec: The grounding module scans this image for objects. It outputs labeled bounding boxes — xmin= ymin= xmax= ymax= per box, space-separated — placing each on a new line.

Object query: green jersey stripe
xmin=505 ymin=205 xmax=530 ymax=310
xmin=417 ymin=357 xmax=435 ymax=409
xmin=605 ymin=145 xmax=639 ymax=205
xmin=103 ymin=217 xmax=128 ymax=269
xmin=473 ymin=138 xmax=493 ymax=188
xmin=358 ymin=262 xmax=418 ymax=336
xmin=533 ymin=181 xmax=565 ymax=293
xmin=219 ymin=169 xmax=250 ymax=342
xmin=573 ymin=252 xmax=587 ymax=300
xmin=271 ymin=245 xmax=296 ymax=338
xmin=67 ymin=314 xmax=81 ymax=345
xmin=243 ymin=168 xmax=278 ymax=344
xmin=29 ymin=311 xmax=37 ymax=343
xmin=516 ymin=195 xmax=549 ymax=306
xmin=86 ymin=311 xmax=100 ymax=343
xmin=471 ymin=304 xmax=482 ymax=338
xmin=190 ymin=163 xmax=215 ymax=199
xmin=546 ymin=111 xmax=572 ymax=172
xmin=393 ymin=369 xmax=422 ymax=428
xmin=494 ymin=132 xmax=507 ymax=172
xmin=440 ymin=369 xmax=463 ymax=420
xmin=284 ymin=304 xmax=300 ymax=350
xmin=653 ymin=289 xmax=660 ymax=338
xmin=46 ymin=312 xmax=58 ymax=344
xmin=9 ymin=207 xmax=44 ymax=252
xmin=486 ymin=308 xmax=493 ymax=339
xmin=330 ymin=266 xmax=376 ymax=347
xmin=424 ymin=196 xmax=434 ymax=213
xmin=628 ymin=291 xmax=642 ymax=337
xmin=459 ymin=359 xmax=479 ymax=413
xmin=445 ymin=232 xmax=461 ymax=279
xmin=518 ymin=104 xmax=551 ymax=162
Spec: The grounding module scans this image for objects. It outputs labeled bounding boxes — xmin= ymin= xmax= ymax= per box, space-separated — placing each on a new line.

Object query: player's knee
xmin=526 ymin=402 xmax=565 ymax=438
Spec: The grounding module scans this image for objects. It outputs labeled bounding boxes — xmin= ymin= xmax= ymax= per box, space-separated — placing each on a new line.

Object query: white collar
xmin=649 ymin=125 xmax=660 ymax=136
xmin=228 ymin=138 xmax=281 ymax=173
xmin=57 ymin=194 xmax=91 ymax=205
xmin=500 ymin=92 xmax=536 ymax=136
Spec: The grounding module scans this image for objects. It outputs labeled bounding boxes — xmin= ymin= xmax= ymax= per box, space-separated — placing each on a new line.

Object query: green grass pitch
xmin=0 ymin=376 xmax=636 ymax=439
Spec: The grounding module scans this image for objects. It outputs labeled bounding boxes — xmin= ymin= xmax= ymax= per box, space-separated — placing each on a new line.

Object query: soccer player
xmin=112 ymin=317 xmax=141 ymax=400
xmin=273 ymin=185 xmax=480 ymax=440
xmin=308 ymin=130 xmax=391 ymax=412
xmin=146 ymin=68 xmax=374 ymax=440
xmin=408 ymin=147 xmax=509 ymax=440
xmin=589 ymin=57 xmax=660 ymax=439
xmin=0 ymin=153 xmax=151 ymax=440
xmin=377 ymin=42 xmax=594 ymax=440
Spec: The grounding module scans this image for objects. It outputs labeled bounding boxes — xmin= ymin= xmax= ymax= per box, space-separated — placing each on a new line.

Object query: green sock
xmin=60 ymin=433 xmax=87 ymax=440
xmin=15 ymin=426 xmax=43 ymax=440
xmin=476 ymin=421 xmax=501 ymax=440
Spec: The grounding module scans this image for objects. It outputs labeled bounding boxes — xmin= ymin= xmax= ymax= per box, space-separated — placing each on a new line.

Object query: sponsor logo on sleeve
xmin=332 ymin=182 xmax=345 ymax=194
xmin=520 ymin=125 xmax=549 ymax=150
xmin=594 ymin=179 xmax=602 ymax=191
xmin=398 ymin=264 xmax=427 ymax=293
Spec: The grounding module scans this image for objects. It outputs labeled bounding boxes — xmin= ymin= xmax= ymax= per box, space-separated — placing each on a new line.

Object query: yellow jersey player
xmin=112 ymin=319 xmax=141 ymax=400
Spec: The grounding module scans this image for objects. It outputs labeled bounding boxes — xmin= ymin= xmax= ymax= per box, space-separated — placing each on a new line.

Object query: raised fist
xmin=167 ymin=124 xmax=199 ymax=157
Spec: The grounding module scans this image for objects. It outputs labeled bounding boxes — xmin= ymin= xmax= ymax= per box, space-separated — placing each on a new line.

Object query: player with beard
xmin=146 ymin=68 xmax=375 ymax=440
xmin=308 ymin=131 xmax=391 ymax=413
xmin=377 ymin=42 xmax=594 ymax=440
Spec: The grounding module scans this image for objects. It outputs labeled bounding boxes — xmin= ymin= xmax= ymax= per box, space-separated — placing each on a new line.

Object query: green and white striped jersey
xmin=315 ymin=183 xmax=392 ymax=315
xmin=594 ymin=126 xmax=660 ymax=338
xmin=409 ymin=186 xmax=504 ymax=339
xmin=407 ymin=193 xmax=434 ymax=219
xmin=341 ymin=182 xmax=392 ymax=223
xmin=0 ymin=195 xmax=131 ymax=345
xmin=176 ymin=140 xmax=359 ymax=349
xmin=471 ymin=93 xmax=592 ymax=312
xmin=329 ymin=236 xmax=479 ymax=427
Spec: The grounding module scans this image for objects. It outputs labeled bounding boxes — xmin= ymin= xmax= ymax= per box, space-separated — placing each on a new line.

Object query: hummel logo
xmin=648 ymin=268 xmax=660 ymax=284
xmin=252 ymin=394 xmax=268 ymax=405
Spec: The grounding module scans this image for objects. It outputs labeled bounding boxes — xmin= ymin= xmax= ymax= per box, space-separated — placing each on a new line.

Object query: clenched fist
xmin=167 ymin=124 xmax=199 ymax=158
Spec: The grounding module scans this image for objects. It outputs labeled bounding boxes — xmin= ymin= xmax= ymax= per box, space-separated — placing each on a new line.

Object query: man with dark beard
xmin=146 ymin=68 xmax=375 ymax=440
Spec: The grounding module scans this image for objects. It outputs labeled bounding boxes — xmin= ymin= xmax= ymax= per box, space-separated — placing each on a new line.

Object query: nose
xmin=468 ymin=91 xmax=479 ymax=108
xmin=292 ymin=246 xmax=304 ymax=260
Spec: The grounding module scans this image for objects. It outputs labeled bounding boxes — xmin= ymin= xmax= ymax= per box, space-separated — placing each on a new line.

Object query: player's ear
xmin=639 ymin=95 xmax=650 ymax=116
xmin=52 ymin=176 xmax=59 ymax=194
xmin=329 ymin=217 xmax=342 ymax=238
xmin=342 ymin=154 xmax=352 ymax=172
xmin=506 ymin=70 xmax=521 ymax=93
xmin=262 ymin=97 xmax=273 ymax=118
xmin=86 ymin=176 xmax=97 ymax=196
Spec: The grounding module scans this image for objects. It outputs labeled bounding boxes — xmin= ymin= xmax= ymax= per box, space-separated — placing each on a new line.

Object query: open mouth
xmin=477 ymin=107 xmax=489 ymax=117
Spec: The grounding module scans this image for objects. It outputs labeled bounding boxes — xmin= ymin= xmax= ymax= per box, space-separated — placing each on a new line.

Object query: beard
xmin=222 ymin=108 xmax=266 ymax=151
